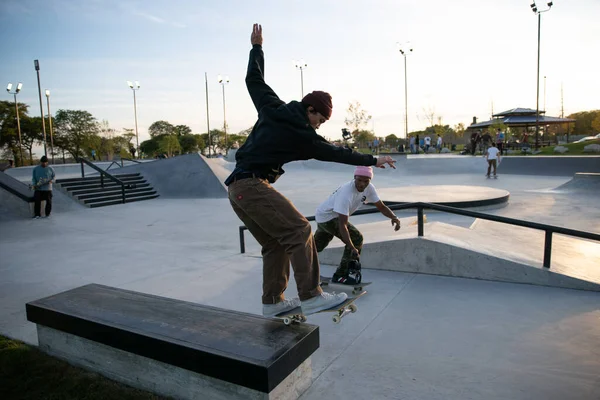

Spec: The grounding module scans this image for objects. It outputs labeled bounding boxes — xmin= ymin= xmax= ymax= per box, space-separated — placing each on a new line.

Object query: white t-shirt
xmin=425 ymin=136 xmax=431 ymax=145
xmin=315 ymin=181 xmax=380 ymax=223
xmin=437 ymin=136 xmax=442 ymax=146
xmin=486 ymin=147 xmax=500 ymax=160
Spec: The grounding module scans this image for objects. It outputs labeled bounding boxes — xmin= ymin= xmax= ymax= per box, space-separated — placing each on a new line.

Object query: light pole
xmin=34 ymin=60 xmax=48 ymax=156
xmin=45 ymin=90 xmax=55 ymax=164
xmin=398 ymin=42 xmax=413 ymax=139
xmin=294 ymin=60 xmax=307 ymax=98
xmin=127 ymin=80 xmax=140 ymax=158
xmin=6 ymin=83 xmax=24 ymax=166
xmin=205 ymin=72 xmax=211 ymax=158
xmin=218 ymin=75 xmax=229 ymax=153
xmin=531 ymin=1 xmax=553 ymax=149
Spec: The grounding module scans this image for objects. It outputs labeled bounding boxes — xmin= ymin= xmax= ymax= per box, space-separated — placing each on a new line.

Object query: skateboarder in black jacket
xmin=225 ymin=24 xmax=396 ymax=318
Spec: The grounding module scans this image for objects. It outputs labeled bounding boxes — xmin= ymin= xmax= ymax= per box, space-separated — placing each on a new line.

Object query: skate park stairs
xmin=56 ymin=172 xmax=159 ymax=208
xmin=26 ymin=284 xmax=318 ymax=400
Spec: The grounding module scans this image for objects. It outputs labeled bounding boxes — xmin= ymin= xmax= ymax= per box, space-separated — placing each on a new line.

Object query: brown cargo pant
xmin=487 ymin=159 xmax=497 ymax=176
xmin=228 ymin=177 xmax=323 ymax=304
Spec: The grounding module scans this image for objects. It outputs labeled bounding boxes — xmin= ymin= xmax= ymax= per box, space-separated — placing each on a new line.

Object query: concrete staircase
xmin=56 ymin=173 xmax=159 ymax=208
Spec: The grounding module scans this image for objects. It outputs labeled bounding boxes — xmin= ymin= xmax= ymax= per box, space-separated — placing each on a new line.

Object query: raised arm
xmin=245 ymin=24 xmax=284 ymax=112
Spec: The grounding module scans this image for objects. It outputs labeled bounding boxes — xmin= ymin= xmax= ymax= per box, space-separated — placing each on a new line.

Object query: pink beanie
xmin=354 ymin=166 xmax=373 ymax=179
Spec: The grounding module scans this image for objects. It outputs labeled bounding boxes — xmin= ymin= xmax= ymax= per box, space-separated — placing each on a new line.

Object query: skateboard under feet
xmin=275 ymin=290 xmax=367 ymax=325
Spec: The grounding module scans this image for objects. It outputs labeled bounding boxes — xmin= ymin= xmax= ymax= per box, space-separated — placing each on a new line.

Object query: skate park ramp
xmin=317 ymin=218 xmax=600 ymax=292
xmin=283 ymin=154 xmax=600 ymax=177
xmin=552 ymin=172 xmax=600 ymax=194
xmin=107 ymin=153 xmax=228 ymax=198
xmin=0 ymin=171 xmax=83 ymax=219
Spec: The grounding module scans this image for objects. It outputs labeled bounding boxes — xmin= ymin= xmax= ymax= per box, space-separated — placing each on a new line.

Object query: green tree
xmin=344 ymin=102 xmax=372 ymax=133
xmin=18 ymin=116 xmax=43 ymax=163
xmin=159 ymin=135 xmax=181 ymax=157
xmin=53 ymin=109 xmax=99 ymax=159
xmin=174 ymin=125 xmax=192 ymax=136
xmin=0 ymin=100 xmax=30 ymax=165
xmin=385 ymin=134 xmax=399 ymax=148
xmin=179 ymin=134 xmax=201 ymax=153
xmin=567 ymin=110 xmax=600 ymax=136
xmin=148 ymin=120 xmax=175 ymax=137
xmin=140 ymin=138 xmax=160 ymax=157
xmin=353 ymin=130 xmax=376 ymax=148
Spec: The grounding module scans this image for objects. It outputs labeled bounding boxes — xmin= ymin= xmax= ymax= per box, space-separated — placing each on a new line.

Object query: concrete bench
xmin=26 ymin=284 xmax=319 ymax=400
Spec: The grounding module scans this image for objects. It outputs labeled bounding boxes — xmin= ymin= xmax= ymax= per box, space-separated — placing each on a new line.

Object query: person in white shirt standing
xmin=485 ymin=142 xmax=501 ymax=178
xmin=424 ymin=135 xmax=431 ymax=153
xmin=436 ymin=134 xmax=443 ymax=153
xmin=314 ymin=166 xmax=401 ymax=284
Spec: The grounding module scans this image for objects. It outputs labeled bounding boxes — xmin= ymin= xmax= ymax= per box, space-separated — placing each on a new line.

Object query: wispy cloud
xmin=127 ymin=6 xmax=186 ymax=28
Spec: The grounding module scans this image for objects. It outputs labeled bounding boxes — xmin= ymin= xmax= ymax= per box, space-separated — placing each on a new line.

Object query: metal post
xmin=80 ymin=160 xmax=85 ymax=178
xmin=535 ymin=13 xmax=541 ymax=150
xmin=133 ymin=89 xmax=139 ymax=159
xmin=222 ymin=83 xmax=227 ymax=151
xmin=404 ymin=54 xmax=408 ymax=139
xmin=13 ymin=94 xmax=24 ymax=166
xmin=34 ymin=60 xmax=48 ymax=156
xmin=543 ymin=230 xmax=552 ymax=268
xmin=239 ymin=226 xmax=246 ymax=254
xmin=417 ymin=206 xmax=424 ymax=237
xmin=205 ymin=72 xmax=211 ymax=158
xmin=45 ymin=92 xmax=55 ymax=164
xmin=300 ymin=67 xmax=304 ymax=98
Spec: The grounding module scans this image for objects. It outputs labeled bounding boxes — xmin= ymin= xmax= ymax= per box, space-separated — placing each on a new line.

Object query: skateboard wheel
xmin=332 ymin=315 xmax=341 ymax=324
xmin=300 ymin=315 xmax=307 ymax=322
xmin=349 ymin=304 xmax=358 ymax=313
xmin=352 ymin=290 xmax=358 ymax=295
xmin=283 ymin=317 xmax=292 ymax=325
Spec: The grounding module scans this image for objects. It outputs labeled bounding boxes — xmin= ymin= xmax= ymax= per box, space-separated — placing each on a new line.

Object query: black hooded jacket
xmin=224 ymin=44 xmax=376 ymax=185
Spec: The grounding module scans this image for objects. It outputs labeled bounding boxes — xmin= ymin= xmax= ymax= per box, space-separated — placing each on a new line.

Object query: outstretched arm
xmin=374 ymin=200 xmax=401 ymax=231
xmin=245 ymin=24 xmax=284 ymax=112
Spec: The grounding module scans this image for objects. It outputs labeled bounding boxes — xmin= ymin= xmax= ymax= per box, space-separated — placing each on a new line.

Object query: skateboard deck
xmin=320 ymin=276 xmax=371 ymax=294
xmin=275 ymin=290 xmax=367 ymax=325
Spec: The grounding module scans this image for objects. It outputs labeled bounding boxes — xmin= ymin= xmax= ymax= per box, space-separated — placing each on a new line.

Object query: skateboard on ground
xmin=320 ymin=275 xmax=372 ymax=295
xmin=275 ymin=290 xmax=367 ymax=325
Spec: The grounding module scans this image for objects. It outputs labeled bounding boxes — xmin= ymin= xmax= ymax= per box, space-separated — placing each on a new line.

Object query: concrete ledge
xmin=38 ymin=326 xmax=312 ymax=400
xmin=26 ymin=284 xmax=319 ymax=397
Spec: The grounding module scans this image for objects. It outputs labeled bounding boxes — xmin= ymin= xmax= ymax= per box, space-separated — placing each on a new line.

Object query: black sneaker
xmin=332 ymin=273 xmax=360 ymax=285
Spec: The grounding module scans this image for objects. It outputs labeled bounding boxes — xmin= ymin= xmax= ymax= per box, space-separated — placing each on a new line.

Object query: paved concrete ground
xmin=1 ymin=156 xmax=599 ymax=399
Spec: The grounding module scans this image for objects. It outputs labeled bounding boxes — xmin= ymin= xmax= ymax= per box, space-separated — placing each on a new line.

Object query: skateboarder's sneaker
xmin=262 ymin=298 xmax=301 ymax=318
xmin=301 ymin=291 xmax=348 ymax=315
xmin=332 ymin=273 xmax=360 ymax=285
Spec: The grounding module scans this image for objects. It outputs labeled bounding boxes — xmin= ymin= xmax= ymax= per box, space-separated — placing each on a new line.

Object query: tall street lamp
xmin=45 ymin=90 xmax=55 ymax=164
xmin=294 ymin=60 xmax=307 ymax=98
xmin=34 ymin=60 xmax=48 ymax=156
xmin=127 ymin=80 xmax=140 ymax=158
xmin=204 ymin=72 xmax=211 ymax=158
xmin=6 ymin=82 xmax=24 ymax=166
xmin=398 ymin=42 xmax=413 ymax=139
xmin=218 ymin=75 xmax=229 ymax=152
xmin=531 ymin=1 xmax=553 ymax=149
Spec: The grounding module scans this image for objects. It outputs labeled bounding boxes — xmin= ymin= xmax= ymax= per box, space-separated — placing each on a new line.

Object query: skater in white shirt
xmin=485 ymin=142 xmax=501 ymax=178
xmin=314 ymin=166 xmax=401 ymax=284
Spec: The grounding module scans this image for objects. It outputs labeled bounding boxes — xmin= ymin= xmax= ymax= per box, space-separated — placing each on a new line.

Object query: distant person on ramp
xmin=485 ymin=142 xmax=501 ymax=178
xmin=314 ymin=166 xmax=401 ymax=284
xmin=224 ymin=24 xmax=397 ymax=318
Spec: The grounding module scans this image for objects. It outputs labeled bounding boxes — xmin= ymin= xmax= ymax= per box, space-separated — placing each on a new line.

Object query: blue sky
xmin=1 ymin=0 xmax=599 ymax=146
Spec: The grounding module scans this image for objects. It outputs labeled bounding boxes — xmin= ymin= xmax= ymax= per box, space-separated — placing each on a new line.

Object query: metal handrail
xmin=106 ymin=161 xmax=121 ymax=171
xmin=78 ymin=158 xmax=130 ymax=204
xmin=238 ymin=202 xmax=600 ymax=269
xmin=121 ymin=158 xmax=142 ymax=167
